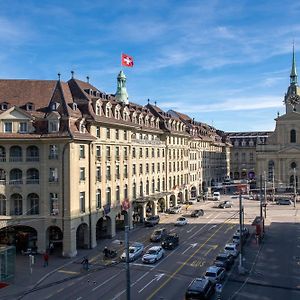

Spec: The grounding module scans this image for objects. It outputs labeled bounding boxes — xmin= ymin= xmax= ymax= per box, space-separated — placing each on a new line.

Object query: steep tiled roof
xmin=0 ymin=79 xmax=57 ymax=110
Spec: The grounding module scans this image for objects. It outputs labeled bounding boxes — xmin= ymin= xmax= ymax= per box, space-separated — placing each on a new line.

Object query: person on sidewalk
xmin=49 ymin=242 xmax=54 ymax=254
xmin=43 ymin=252 xmax=49 ymax=267
xmin=81 ymin=256 xmax=89 ymax=270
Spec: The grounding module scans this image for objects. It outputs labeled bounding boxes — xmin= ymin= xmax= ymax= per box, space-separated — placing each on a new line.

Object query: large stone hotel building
xmin=0 ymin=71 xmax=230 ymax=256
xmin=1 ymin=49 xmax=299 ymax=257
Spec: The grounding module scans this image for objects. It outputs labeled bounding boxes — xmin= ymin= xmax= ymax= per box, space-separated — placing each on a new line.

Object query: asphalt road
xmin=20 ymin=197 xmax=262 ymax=300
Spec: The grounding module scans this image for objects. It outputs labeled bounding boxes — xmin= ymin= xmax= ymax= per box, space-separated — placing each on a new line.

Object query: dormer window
xmin=80 ymin=122 xmax=86 ymax=133
xmin=19 ymin=122 xmax=28 ymax=133
xmin=1 ymin=103 xmax=8 ymax=110
xmin=115 ymin=109 xmax=120 ymax=119
xmin=105 ymin=105 xmax=110 ymax=117
xmin=72 ymin=103 xmax=77 ymax=110
xmin=26 ymin=103 xmax=34 ymax=111
xmin=4 ymin=122 xmax=12 ymax=133
xmin=50 ymin=102 xmax=59 ymax=111
xmin=96 ymin=104 xmax=101 ymax=115
xmin=49 ymin=120 xmax=59 ymax=132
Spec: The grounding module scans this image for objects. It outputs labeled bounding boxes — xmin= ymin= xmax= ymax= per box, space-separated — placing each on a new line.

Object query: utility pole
xmin=125 ymin=225 xmax=131 ymax=300
xmin=272 ymin=166 xmax=275 ymax=202
xmin=259 ymin=174 xmax=264 ymax=233
xmin=238 ymin=193 xmax=244 ymax=274
xmin=294 ymin=168 xmax=297 ymax=208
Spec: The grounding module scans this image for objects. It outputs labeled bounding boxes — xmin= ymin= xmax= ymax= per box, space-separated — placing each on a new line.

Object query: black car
xmin=191 ymin=209 xmax=204 ymax=217
xmin=161 ymin=233 xmax=179 ymax=250
xmin=144 ymin=215 xmax=160 ymax=227
xmin=185 ymin=276 xmax=214 ymax=300
xmin=150 ymin=228 xmax=167 ymax=242
xmin=214 ymin=252 xmax=234 ymax=270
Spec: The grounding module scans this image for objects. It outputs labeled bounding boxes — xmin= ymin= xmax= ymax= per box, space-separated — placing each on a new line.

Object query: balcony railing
xmin=49 ymin=177 xmax=59 ymax=183
xmin=26 ymin=179 xmax=39 ymax=184
xmin=0 ymin=157 xmax=6 ymax=162
xmin=9 ymin=179 xmax=23 ymax=185
xmin=9 ymin=156 xmax=22 ymax=162
xmin=26 ymin=156 xmax=39 ymax=162
xmin=0 ymin=179 xmax=6 ymax=185
xmin=49 ymin=154 xmax=58 ymax=159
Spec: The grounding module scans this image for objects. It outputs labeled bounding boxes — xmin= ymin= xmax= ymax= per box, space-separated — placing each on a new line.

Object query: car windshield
xmin=153 ymin=231 xmax=161 ymax=235
xmin=205 ymin=272 xmax=216 ymax=277
xmin=216 ymin=256 xmax=226 ymax=261
xmin=178 ymin=218 xmax=184 ymax=221
xmin=225 ymin=246 xmax=234 ymax=251
xmin=147 ymin=249 xmax=157 ymax=255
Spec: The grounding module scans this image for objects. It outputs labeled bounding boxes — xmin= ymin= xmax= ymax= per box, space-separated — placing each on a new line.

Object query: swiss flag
xmin=121 ymin=53 xmax=134 ymax=67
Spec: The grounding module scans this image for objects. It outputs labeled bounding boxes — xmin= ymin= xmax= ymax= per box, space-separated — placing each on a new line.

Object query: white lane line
xmin=138 ymin=273 xmax=165 ymax=293
xmin=187 ymin=226 xmax=196 ymax=233
xmin=131 ymin=263 xmax=155 ymax=268
xmin=112 ymin=271 xmax=150 ymax=300
xmin=92 ymin=271 xmax=123 ymax=291
xmin=182 ymin=243 xmax=198 ymax=255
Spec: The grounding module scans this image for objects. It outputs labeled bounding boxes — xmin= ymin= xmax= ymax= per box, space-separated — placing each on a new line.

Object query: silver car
xmin=142 ymin=246 xmax=165 ymax=264
xmin=204 ymin=266 xmax=226 ymax=284
xmin=120 ymin=242 xmax=144 ymax=262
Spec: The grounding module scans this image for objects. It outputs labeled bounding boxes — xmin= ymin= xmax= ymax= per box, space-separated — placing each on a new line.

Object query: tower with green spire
xmin=115 ymin=70 xmax=129 ymax=104
xmin=285 ymin=45 xmax=300 ymax=113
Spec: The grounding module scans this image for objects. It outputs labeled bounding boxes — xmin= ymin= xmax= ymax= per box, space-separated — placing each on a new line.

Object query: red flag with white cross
xmin=121 ymin=53 xmax=134 ymax=67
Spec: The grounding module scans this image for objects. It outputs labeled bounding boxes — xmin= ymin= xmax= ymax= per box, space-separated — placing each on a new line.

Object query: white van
xmin=213 ymin=192 xmax=221 ymax=201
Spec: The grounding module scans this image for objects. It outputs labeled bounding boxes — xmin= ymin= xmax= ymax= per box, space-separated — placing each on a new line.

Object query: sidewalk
xmin=0 ymin=224 xmax=143 ymax=300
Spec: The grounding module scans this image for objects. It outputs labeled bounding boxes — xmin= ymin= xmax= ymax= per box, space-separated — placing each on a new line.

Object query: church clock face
xmin=288 ymin=94 xmax=300 ymax=108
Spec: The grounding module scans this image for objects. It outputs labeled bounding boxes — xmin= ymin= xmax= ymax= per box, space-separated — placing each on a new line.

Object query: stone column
xmin=152 ymin=200 xmax=158 ymax=216
xmin=62 ymin=221 xmax=77 ymax=257
xmin=36 ymin=227 xmax=46 ymax=254
xmin=141 ymin=203 xmax=147 ymax=222
xmin=90 ymin=215 xmax=97 ymax=249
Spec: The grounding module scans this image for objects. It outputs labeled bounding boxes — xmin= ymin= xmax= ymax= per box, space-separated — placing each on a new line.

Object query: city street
xmin=2 ymin=196 xmax=300 ymax=300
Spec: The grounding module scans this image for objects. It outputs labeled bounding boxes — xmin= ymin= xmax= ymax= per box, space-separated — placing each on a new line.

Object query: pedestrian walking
xmin=49 ymin=242 xmax=54 ymax=254
xmin=43 ymin=252 xmax=49 ymax=267
xmin=81 ymin=256 xmax=89 ymax=270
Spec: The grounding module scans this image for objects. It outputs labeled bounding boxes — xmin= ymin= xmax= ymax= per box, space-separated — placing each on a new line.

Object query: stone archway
xmin=96 ymin=217 xmax=112 ymax=241
xmin=0 ymin=225 xmax=37 ymax=253
xmin=177 ymin=192 xmax=183 ymax=204
xmin=191 ymin=186 xmax=197 ymax=198
xmin=157 ymin=198 xmax=166 ymax=212
xmin=170 ymin=194 xmax=176 ymax=207
xmin=46 ymin=226 xmax=63 ymax=255
xmin=76 ymin=223 xmax=89 ymax=249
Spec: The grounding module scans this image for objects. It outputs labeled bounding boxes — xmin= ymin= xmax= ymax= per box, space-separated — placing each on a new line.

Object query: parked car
xmin=232 ymin=233 xmax=247 ymax=246
xmin=144 ymin=215 xmax=160 ymax=227
xmin=120 ymin=242 xmax=144 ymax=262
xmin=214 ymin=252 xmax=234 ymax=270
xmin=161 ymin=233 xmax=179 ymax=250
xmin=224 ymin=243 xmax=239 ymax=257
xmin=150 ymin=228 xmax=167 ymax=242
xmin=276 ymin=199 xmax=292 ymax=205
xmin=142 ymin=246 xmax=164 ymax=264
xmin=185 ymin=276 xmax=215 ymax=300
xmin=169 ymin=206 xmax=182 ymax=214
xmin=234 ymin=227 xmax=250 ymax=239
xmin=188 ymin=198 xmax=197 ymax=205
xmin=213 ymin=192 xmax=221 ymax=201
xmin=218 ymin=201 xmax=233 ymax=208
xmin=175 ymin=217 xmax=188 ymax=226
xmin=204 ymin=266 xmax=226 ymax=284
xmin=191 ymin=209 xmax=204 ymax=217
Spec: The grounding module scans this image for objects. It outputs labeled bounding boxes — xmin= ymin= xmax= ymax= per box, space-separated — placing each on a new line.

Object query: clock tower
xmin=284 ymin=45 xmax=300 ymax=113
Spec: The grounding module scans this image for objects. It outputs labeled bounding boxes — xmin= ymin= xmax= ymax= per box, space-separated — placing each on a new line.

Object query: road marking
xmin=190 ymin=259 xmax=205 ymax=267
xmin=182 ymin=243 xmax=198 ymax=255
xmin=57 ymin=270 xmax=80 ymax=275
xmin=225 ymin=224 xmax=236 ymax=233
xmin=112 ymin=271 xmax=150 ymax=300
xmin=146 ymin=214 xmax=232 ymax=300
xmin=204 ymin=244 xmax=218 ymax=256
xmin=138 ymin=273 xmax=165 ymax=293
xmin=92 ymin=271 xmax=123 ymax=291
xmin=187 ymin=226 xmax=196 ymax=233
xmin=131 ymin=263 xmax=154 ymax=268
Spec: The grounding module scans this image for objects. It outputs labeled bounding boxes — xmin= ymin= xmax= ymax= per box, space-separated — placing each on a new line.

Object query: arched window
xmin=146 ymin=180 xmax=149 ymax=195
xmin=96 ymin=189 xmax=101 ymax=208
xmin=0 ymin=194 xmax=6 ymax=215
xmin=0 ymin=169 xmax=6 ymax=183
xmin=0 ymin=146 xmax=6 ymax=162
xmin=10 ymin=146 xmax=22 ymax=162
xmin=9 ymin=169 xmax=22 ymax=184
xmin=11 ymin=193 xmax=22 ymax=215
xmin=157 ymin=178 xmax=160 ymax=192
xmin=26 ymin=146 xmax=39 ymax=161
xmin=152 ymin=179 xmax=155 ymax=193
xmin=27 ymin=193 xmax=39 ymax=215
xmin=291 ymin=162 xmax=297 ymax=169
xmin=291 ymin=129 xmax=296 ymax=143
xmin=139 ymin=181 xmax=143 ymax=196
xmin=26 ymin=168 xmax=39 ymax=184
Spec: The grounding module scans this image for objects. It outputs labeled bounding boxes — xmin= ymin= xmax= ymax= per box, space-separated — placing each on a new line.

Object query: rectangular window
xmin=19 ymin=122 xmax=28 ymax=133
xmin=49 ymin=120 xmax=59 ymax=132
xmin=124 ymin=165 xmax=128 ymax=178
xmin=49 ymin=168 xmax=58 ymax=182
xmin=106 ymin=128 xmax=110 ymax=139
xmin=116 ymin=129 xmax=119 ymax=140
xmin=152 ymin=163 xmax=155 ymax=173
xmin=49 ymin=145 xmax=58 ymax=159
xmin=96 ymin=166 xmax=101 ymax=181
xmin=124 ymin=147 xmax=128 ymax=159
xmin=80 ymin=192 xmax=85 ymax=213
xmin=115 ymin=147 xmax=120 ymax=160
xmin=124 ymin=130 xmax=127 ymax=140
xmin=146 ymin=148 xmax=149 ymax=158
xmin=50 ymin=193 xmax=59 ymax=215
xmin=151 ymin=148 xmax=155 ymax=158
xmin=80 ymin=167 xmax=85 ymax=181
xmin=96 ymin=145 xmax=101 ymax=159
xmin=139 ymin=164 xmax=143 ymax=174
xmin=106 ymin=146 xmax=111 ymax=160
xmin=133 ymin=164 xmax=136 ymax=175
xmin=4 ymin=122 xmax=12 ymax=133
xmin=139 ymin=148 xmax=143 ymax=158
xmin=96 ymin=126 xmax=101 ymax=138
xmin=79 ymin=145 xmax=85 ymax=158
xmin=132 ymin=147 xmax=136 ymax=158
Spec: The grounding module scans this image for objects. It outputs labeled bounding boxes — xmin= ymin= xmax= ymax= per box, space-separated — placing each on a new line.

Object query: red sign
xmin=121 ymin=199 xmax=130 ymax=211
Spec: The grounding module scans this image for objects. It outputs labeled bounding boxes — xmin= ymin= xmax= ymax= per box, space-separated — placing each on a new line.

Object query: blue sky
xmin=1 ymin=0 xmax=300 ymax=132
